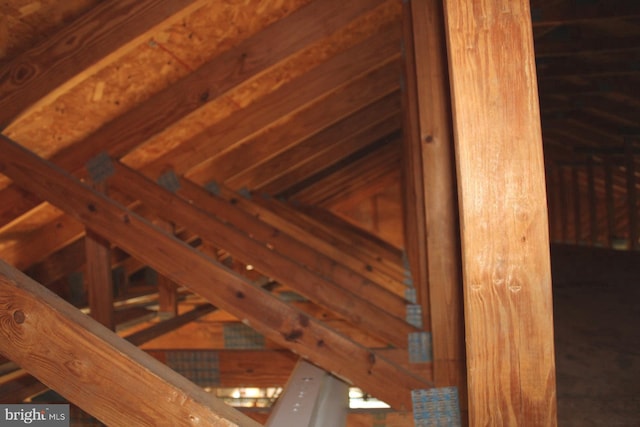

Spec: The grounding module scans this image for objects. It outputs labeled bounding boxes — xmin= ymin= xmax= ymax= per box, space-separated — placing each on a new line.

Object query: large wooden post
xmin=402 ymin=0 xmax=467 ymax=420
xmin=443 ymin=0 xmax=558 ymax=425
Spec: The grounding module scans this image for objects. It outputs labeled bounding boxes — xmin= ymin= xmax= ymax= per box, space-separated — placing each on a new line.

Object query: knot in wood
xmin=13 ymin=310 xmax=25 ymax=324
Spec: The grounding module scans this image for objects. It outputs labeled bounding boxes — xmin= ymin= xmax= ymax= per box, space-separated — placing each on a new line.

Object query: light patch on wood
xmin=92 ymin=81 xmax=105 ymax=102
xmin=19 ymin=2 xmax=41 ymax=17
xmin=122 ymin=0 xmax=401 ymax=171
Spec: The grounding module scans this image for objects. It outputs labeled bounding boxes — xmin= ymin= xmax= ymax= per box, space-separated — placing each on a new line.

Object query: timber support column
xmin=402 ymin=0 xmax=467 ymax=423
xmin=443 ymin=0 xmax=558 ymax=425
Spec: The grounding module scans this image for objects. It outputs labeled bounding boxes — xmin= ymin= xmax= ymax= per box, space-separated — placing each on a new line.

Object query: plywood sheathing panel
xmin=120 ymin=0 xmax=401 ymax=172
xmin=1 ymin=0 xmax=310 ymax=191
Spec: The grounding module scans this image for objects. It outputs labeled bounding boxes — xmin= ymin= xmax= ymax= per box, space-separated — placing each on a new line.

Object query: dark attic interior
xmin=0 ymin=0 xmax=639 ymax=425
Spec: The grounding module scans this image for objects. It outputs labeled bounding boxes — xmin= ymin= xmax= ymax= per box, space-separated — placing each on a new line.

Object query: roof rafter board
xmin=258 ymin=111 xmax=403 ymax=197
xmin=143 ymin=27 xmax=403 ymax=182
xmin=106 ymin=161 xmax=416 ymax=348
xmin=185 ymin=28 xmax=403 ymax=186
xmin=292 ymin=139 xmax=402 ymax=206
xmin=0 ymin=136 xmax=432 ymax=410
xmin=253 ymin=198 xmax=406 ymax=282
xmin=328 ymin=168 xmax=402 ymax=212
xmin=229 ymin=92 xmax=402 ymax=190
xmin=0 ymin=0 xmax=387 ymax=229
xmin=530 ymin=0 xmax=640 ymax=27
xmin=202 ymin=183 xmax=407 ymax=296
xmin=0 ymin=0 xmax=210 ymax=128
xmin=0 ymin=211 xmax=83 ymax=271
xmin=174 ymin=177 xmax=409 ymax=317
xmin=0 ymin=260 xmax=260 ymax=426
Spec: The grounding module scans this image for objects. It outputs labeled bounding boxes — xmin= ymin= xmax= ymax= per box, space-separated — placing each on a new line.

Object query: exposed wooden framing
xmin=264 ymin=200 xmax=406 ymax=285
xmin=587 ymin=156 xmax=599 ymax=245
xmin=230 ymin=93 xmax=401 ymax=190
xmin=0 ymin=136 xmax=432 ymax=410
xmin=85 ymin=229 xmax=114 ymax=330
xmin=400 ymin=0 xmax=430 ymax=338
xmin=156 ymin=221 xmax=178 ymax=318
xmin=147 ymin=349 xmax=298 ymax=388
xmin=0 ymin=211 xmax=84 ymax=271
xmin=260 ymin=115 xmax=401 ymax=199
xmin=604 ymin=155 xmax=616 ymax=247
xmin=443 ymin=0 xmax=557 ymax=424
xmin=0 ymin=0 xmax=386 ymax=229
xmin=559 ymin=166 xmax=570 ymax=242
xmin=0 ymin=260 xmax=259 ymax=426
xmin=530 ymin=0 xmax=640 ymax=27
xmin=205 ymin=183 xmax=407 ymax=296
xmin=0 ymin=0 xmax=207 ymax=128
xmin=175 ymin=177 xmax=409 ymax=318
xmin=572 ymin=166 xmax=583 ymax=243
xmin=292 ymin=139 xmax=401 ymax=206
xmin=0 ymin=370 xmax=46 ymax=403
xmin=404 ymin=0 xmax=467 ymax=416
xmin=146 ymin=32 xmax=402 ymax=182
xmin=626 ymin=142 xmax=639 ymax=249
xmin=107 ymin=161 xmax=414 ymax=348
xmin=124 ymin=304 xmax=217 ymax=346
xmin=186 ymin=27 xmax=402 ymax=186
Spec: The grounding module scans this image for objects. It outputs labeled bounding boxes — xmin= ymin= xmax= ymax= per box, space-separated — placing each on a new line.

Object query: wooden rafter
xmin=0 ymin=259 xmax=260 ymax=426
xmin=0 ymin=135 xmax=432 ymax=410
xmin=106 ymin=161 xmax=415 ymax=348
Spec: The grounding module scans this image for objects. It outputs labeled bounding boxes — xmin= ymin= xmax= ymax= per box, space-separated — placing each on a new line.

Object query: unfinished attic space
xmin=0 ymin=0 xmax=639 ymax=425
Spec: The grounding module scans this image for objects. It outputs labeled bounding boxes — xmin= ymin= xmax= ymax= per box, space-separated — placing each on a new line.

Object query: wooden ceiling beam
xmin=0 ymin=0 xmax=385 ymax=230
xmin=0 ymin=0 xmax=207 ymax=128
xmin=444 ymin=0 xmax=557 ymax=423
xmin=232 ymin=92 xmax=401 ymax=191
xmin=254 ymin=198 xmax=406 ymax=285
xmin=173 ymin=178 xmax=410 ymax=320
xmin=530 ymin=0 xmax=640 ymax=27
xmin=143 ymin=25 xmax=402 ymax=181
xmin=0 ymin=260 xmax=260 ymax=426
xmin=292 ymin=139 xmax=401 ymax=206
xmin=186 ymin=33 xmax=402 ymax=186
xmin=198 ymin=182 xmax=407 ymax=296
xmin=260 ymin=114 xmax=402 ymax=197
xmin=0 ymin=136 xmax=431 ymax=410
xmin=0 ymin=211 xmax=83 ymax=271
xmin=106 ymin=161 xmax=416 ymax=348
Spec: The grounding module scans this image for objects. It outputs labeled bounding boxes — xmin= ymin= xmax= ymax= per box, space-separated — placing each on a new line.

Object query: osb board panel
xmin=120 ymin=0 xmax=402 ymax=172
xmin=0 ymin=0 xmax=98 ymax=60
xmin=1 ymin=0 xmax=310 ymax=190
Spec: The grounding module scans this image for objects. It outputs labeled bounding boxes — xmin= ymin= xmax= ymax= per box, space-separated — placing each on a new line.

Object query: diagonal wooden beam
xmin=175 ymin=178 xmax=410 ymax=319
xmin=0 ymin=0 xmax=208 ymax=128
xmin=0 ymin=135 xmax=432 ymax=410
xmin=198 ymin=181 xmax=407 ymax=296
xmin=0 ymin=259 xmax=260 ymax=426
xmin=106 ymin=161 xmax=415 ymax=348
xmin=0 ymin=0 xmax=386 ymax=229
xmin=185 ymin=26 xmax=402 ymax=187
xmin=231 ymin=92 xmax=401 ymax=191
xmin=144 ymin=25 xmax=402 ymax=182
